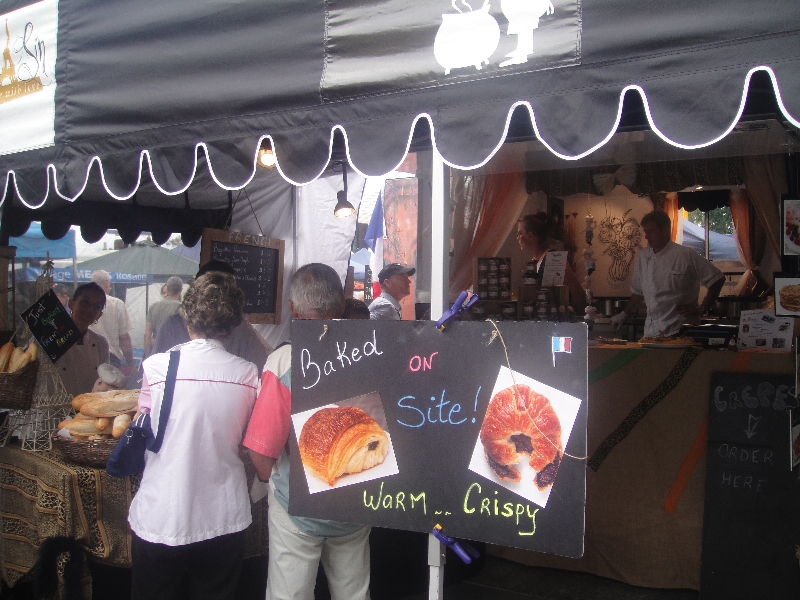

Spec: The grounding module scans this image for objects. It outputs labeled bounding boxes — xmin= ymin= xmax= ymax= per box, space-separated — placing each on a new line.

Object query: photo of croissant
xmin=300 ymin=406 xmax=389 ymax=486
xmin=468 ymin=366 xmax=582 ymax=508
xmin=480 ymin=384 xmax=562 ymax=490
xmin=292 ymin=392 xmax=399 ymax=493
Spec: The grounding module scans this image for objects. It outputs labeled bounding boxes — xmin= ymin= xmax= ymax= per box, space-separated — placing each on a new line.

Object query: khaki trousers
xmin=265 ymin=486 xmax=371 ymax=600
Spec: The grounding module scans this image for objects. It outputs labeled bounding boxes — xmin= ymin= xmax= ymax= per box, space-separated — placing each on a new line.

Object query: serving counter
xmin=490 ymin=346 xmax=794 ymax=590
xmin=0 ymin=444 xmax=265 ymax=590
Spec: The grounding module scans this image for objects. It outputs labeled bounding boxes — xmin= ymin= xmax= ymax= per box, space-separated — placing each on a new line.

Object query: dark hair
xmin=342 ymin=298 xmax=370 ymax=319
xmin=290 ymin=263 xmax=344 ymax=319
xmin=640 ymin=210 xmax=671 ymax=231
xmin=72 ymin=282 xmax=106 ymax=307
xmin=197 ymin=259 xmax=236 ymax=278
xmin=519 ymin=212 xmax=556 ymax=245
xmin=180 ymin=272 xmax=244 ymax=339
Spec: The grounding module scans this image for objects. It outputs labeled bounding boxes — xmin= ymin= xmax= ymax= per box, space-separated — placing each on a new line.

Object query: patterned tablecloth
xmin=490 ymin=348 xmax=794 ymax=591
xmin=0 ymin=443 xmax=265 ymax=588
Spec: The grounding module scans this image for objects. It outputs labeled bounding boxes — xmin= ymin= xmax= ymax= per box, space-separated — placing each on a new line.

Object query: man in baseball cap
xmin=369 ymin=263 xmax=416 ymax=320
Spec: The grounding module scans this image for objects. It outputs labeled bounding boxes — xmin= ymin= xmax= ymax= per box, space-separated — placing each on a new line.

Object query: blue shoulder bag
xmin=106 ymin=350 xmax=180 ymax=478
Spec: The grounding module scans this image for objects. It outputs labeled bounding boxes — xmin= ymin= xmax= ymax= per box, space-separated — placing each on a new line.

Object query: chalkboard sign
xmin=200 ymin=228 xmax=284 ymax=324
xmin=21 ymin=290 xmax=80 ymax=362
xmin=701 ymin=372 xmax=800 ymax=600
xmin=288 ymin=320 xmax=588 ymax=556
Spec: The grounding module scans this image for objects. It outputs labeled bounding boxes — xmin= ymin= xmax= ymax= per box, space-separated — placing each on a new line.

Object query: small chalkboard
xmin=701 ymin=372 xmax=800 ymax=600
xmin=288 ymin=320 xmax=588 ymax=556
xmin=21 ymin=290 xmax=80 ymax=362
xmin=200 ymin=228 xmax=284 ymax=324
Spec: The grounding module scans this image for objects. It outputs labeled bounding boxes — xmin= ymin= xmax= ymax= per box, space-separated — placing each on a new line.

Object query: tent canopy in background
xmin=76 ymin=241 xmax=199 ymax=276
xmin=8 ymin=222 xmax=75 ymax=259
xmin=0 ymin=0 xmax=797 ymax=218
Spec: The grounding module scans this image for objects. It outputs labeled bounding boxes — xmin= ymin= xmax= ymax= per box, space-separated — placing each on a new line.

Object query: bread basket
xmin=0 ymin=360 xmax=39 ymax=410
xmin=53 ymin=433 xmax=118 ymax=469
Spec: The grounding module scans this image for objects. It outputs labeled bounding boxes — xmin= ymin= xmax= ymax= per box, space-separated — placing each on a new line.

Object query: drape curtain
xmin=729 ymin=188 xmax=763 ymax=296
xmin=663 ymin=192 xmax=680 ymax=242
xmin=449 ymin=171 xmax=528 ymax=296
xmin=741 ymin=154 xmax=787 ymax=257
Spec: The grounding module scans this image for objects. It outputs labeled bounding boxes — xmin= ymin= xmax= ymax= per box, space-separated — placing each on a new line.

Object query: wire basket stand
xmin=0 ymin=256 xmax=73 ymax=451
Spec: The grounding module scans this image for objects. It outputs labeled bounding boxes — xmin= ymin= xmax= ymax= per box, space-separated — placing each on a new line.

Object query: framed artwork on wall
xmin=774 ymin=273 xmax=800 ymax=317
xmin=780 ymin=197 xmax=800 ymax=256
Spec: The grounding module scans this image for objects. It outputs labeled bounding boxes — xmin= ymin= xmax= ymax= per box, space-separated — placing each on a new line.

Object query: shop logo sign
xmin=0 ymin=0 xmax=58 ymax=156
xmin=434 ymin=0 xmax=555 ymax=75
xmin=0 ymin=18 xmax=49 ymax=105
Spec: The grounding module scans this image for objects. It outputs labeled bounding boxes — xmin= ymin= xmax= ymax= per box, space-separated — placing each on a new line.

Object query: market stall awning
xmin=0 ymin=0 xmax=798 ymax=213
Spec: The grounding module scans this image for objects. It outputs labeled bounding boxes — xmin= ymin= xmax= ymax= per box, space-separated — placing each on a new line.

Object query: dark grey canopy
xmin=1 ymin=0 xmax=799 ymax=212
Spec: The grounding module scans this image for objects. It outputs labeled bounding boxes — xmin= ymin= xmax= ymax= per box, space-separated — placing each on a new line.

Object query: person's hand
xmin=677 ymin=303 xmax=703 ymax=317
xmin=610 ymin=311 xmax=627 ymax=330
xmin=120 ymin=364 xmax=134 ymax=377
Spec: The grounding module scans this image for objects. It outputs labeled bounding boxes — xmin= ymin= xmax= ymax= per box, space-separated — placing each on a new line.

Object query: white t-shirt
xmin=630 ymin=241 xmax=723 ymax=337
xmin=129 ymin=338 xmax=259 ymax=546
xmin=89 ymin=296 xmax=132 ymax=361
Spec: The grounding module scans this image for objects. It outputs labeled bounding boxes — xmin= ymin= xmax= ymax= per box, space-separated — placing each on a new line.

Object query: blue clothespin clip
xmin=432 ymin=524 xmax=480 ymax=564
xmin=436 ymin=292 xmax=479 ymax=331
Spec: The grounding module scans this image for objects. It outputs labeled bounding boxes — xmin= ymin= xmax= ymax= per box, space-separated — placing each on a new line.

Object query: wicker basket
xmin=53 ymin=433 xmax=118 ymax=468
xmin=0 ymin=360 xmax=39 ymax=410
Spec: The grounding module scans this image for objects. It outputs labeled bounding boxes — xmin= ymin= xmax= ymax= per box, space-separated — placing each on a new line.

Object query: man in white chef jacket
xmin=612 ymin=211 xmax=725 ymax=338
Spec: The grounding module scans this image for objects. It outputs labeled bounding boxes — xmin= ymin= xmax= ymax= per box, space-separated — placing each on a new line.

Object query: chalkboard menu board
xmin=288 ymin=320 xmax=588 ymax=556
xmin=701 ymin=372 xmax=800 ymax=600
xmin=21 ymin=290 xmax=80 ymax=362
xmin=200 ymin=228 xmax=284 ymax=324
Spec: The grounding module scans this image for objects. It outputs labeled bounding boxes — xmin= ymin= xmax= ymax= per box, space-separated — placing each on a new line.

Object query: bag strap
xmin=150 ymin=349 xmax=180 ymax=454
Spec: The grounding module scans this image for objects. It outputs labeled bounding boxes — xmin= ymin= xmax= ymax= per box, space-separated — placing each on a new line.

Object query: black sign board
xmin=701 ymin=372 xmax=800 ymax=600
xmin=288 ymin=320 xmax=588 ymax=556
xmin=200 ymin=228 xmax=284 ymax=324
xmin=21 ymin=290 xmax=80 ymax=362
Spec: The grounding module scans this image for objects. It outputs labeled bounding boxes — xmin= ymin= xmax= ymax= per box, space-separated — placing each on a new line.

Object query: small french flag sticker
xmin=552 ymin=336 xmax=572 ymax=366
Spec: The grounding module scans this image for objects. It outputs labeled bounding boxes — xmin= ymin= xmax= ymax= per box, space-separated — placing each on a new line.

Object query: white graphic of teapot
xmin=434 ymin=0 xmax=500 ymax=75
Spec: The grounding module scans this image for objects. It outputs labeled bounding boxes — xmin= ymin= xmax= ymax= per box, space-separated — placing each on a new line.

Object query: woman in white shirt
xmin=128 ymin=272 xmax=259 ymax=600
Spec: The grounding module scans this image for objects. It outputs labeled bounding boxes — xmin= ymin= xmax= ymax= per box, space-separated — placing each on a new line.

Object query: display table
xmin=490 ymin=347 xmax=794 ymax=590
xmin=0 ymin=444 xmax=265 ymax=589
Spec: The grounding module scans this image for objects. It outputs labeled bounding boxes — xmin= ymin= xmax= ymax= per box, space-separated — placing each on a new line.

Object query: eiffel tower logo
xmin=0 ymin=19 xmax=43 ymax=105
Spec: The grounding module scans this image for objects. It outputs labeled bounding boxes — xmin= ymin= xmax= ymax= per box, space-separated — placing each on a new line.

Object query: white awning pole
xmin=430 ymin=149 xmax=449 ymax=321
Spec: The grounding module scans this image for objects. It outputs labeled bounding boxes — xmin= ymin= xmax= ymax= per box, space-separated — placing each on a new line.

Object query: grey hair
xmin=90 ymin=270 xmax=111 ymax=285
xmin=290 ymin=263 xmax=344 ymax=319
xmin=165 ymin=276 xmax=184 ymax=295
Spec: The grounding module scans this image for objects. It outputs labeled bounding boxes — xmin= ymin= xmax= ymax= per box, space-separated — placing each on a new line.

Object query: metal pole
xmin=427 ymin=533 xmax=446 ymax=600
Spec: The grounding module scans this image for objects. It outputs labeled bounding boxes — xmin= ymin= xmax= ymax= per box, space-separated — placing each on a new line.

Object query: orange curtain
xmin=663 ymin=192 xmax=680 ymax=241
xmin=449 ymin=171 xmax=528 ymax=295
xmin=730 ymin=188 xmax=760 ymax=296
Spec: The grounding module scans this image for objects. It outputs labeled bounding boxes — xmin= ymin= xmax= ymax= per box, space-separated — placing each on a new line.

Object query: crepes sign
xmin=288 ymin=320 xmax=588 ymax=556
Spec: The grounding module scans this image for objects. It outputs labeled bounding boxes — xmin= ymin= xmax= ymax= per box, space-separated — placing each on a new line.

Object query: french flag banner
xmin=551 ymin=336 xmax=572 ymax=366
xmin=364 ymin=191 xmax=385 ymax=299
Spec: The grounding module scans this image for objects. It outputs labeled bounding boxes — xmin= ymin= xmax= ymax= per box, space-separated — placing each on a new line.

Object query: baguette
xmin=8 ymin=351 xmax=32 ymax=373
xmin=7 ymin=348 xmax=23 ymax=372
xmin=0 ymin=342 xmax=14 ymax=372
xmin=59 ymin=418 xmax=108 ymax=437
xmin=112 ymin=413 xmax=132 ymax=439
xmin=79 ymin=390 xmax=140 ymax=418
xmin=94 ymin=417 xmax=113 ymax=433
xmin=26 ymin=343 xmax=38 ymax=361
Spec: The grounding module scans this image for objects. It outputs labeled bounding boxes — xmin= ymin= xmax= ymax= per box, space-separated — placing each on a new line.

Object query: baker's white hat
xmin=97 ymin=363 xmax=126 ymax=389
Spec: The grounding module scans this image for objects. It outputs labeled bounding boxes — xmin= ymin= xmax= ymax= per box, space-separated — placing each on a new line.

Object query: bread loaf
xmin=7 ymin=348 xmax=23 ymax=372
xmin=0 ymin=342 xmax=14 ymax=372
xmin=59 ymin=418 xmax=108 ymax=437
xmin=78 ymin=390 xmax=140 ymax=417
xmin=26 ymin=343 xmax=38 ymax=361
xmin=72 ymin=393 xmax=95 ymax=411
xmin=112 ymin=413 xmax=132 ymax=439
xmin=94 ymin=417 xmax=113 ymax=433
xmin=8 ymin=351 xmax=32 ymax=373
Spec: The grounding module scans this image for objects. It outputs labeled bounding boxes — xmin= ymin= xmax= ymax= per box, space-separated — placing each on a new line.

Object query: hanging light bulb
xmin=334 ymin=161 xmax=356 ymax=217
xmin=258 ymin=141 xmax=276 ymax=168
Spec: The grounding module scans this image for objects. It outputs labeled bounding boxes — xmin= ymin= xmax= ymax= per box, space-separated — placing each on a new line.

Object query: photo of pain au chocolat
xmin=480 ymin=384 xmax=563 ymax=490
xmin=299 ymin=406 xmax=389 ymax=486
